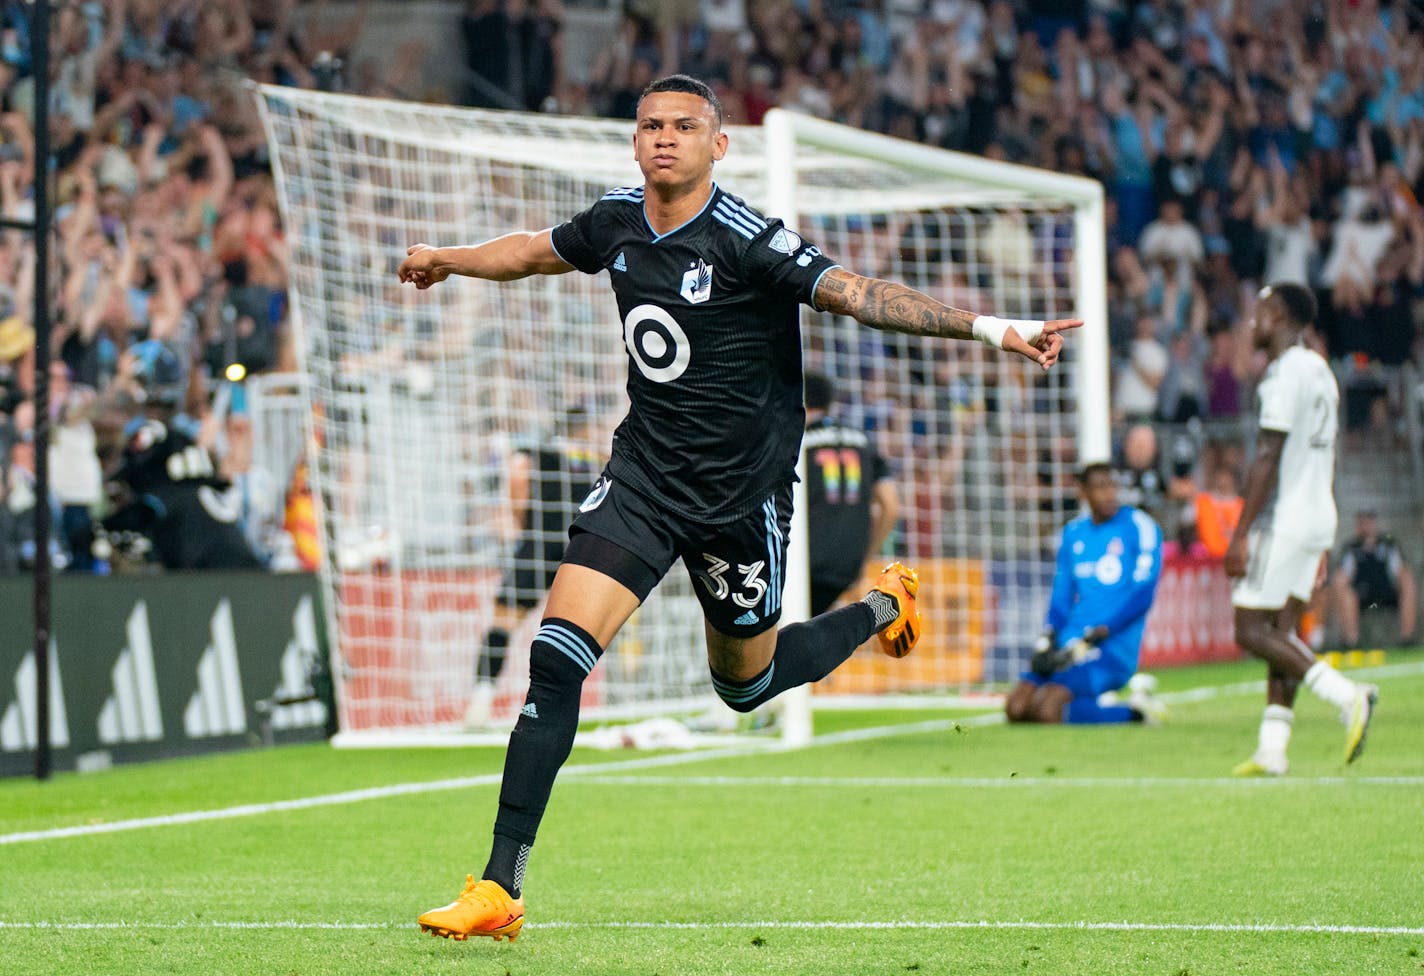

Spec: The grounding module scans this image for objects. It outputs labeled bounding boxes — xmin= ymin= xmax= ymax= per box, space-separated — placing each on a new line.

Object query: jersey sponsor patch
xmin=767 ymin=228 xmax=802 ymax=254
xmin=679 ymin=258 xmax=713 ymax=304
xmin=623 ymin=305 xmax=691 ymax=383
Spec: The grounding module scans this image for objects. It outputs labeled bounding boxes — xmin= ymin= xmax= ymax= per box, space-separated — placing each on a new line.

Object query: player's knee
xmin=527 ymin=620 xmax=602 ymax=694
xmin=1030 ymin=694 xmax=1067 ymax=724
xmin=1233 ymin=608 xmax=1269 ymax=652
xmin=527 ymin=643 xmax=586 ymax=697
xmin=1004 ymin=684 xmax=1033 ymax=723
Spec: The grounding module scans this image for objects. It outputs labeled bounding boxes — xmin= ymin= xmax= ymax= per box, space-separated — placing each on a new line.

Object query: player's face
xmin=633 ymin=92 xmax=727 ymax=191
xmin=1081 ymin=470 xmax=1119 ymax=522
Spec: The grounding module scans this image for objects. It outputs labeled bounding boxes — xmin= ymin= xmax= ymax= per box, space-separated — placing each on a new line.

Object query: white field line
xmin=571 ymin=774 xmax=1424 ymax=788
xmin=1 ymin=919 xmax=1422 ymax=937
xmin=3 ymin=659 xmax=1421 ymax=847
xmin=0 ymin=715 xmax=1002 ymax=846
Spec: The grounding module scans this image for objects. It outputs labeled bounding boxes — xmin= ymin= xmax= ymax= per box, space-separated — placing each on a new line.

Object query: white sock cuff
xmin=1304 ymin=660 xmax=1357 ymax=709
xmin=1263 ymin=704 xmax=1294 ymax=724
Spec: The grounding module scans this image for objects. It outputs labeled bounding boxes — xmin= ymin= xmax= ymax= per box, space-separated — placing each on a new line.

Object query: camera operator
xmin=97 ymin=340 xmax=263 ymax=571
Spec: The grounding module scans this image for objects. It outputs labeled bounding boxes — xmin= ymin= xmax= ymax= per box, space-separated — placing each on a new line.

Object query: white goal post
xmin=253 ymin=86 xmax=1108 ymax=747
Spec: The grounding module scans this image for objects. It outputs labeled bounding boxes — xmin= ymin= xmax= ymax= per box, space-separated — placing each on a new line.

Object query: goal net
xmin=254 ymin=86 xmax=1107 ymax=744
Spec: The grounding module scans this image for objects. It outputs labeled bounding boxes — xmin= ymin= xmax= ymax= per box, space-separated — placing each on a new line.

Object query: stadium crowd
xmin=1 ymin=0 xmax=1421 ymax=618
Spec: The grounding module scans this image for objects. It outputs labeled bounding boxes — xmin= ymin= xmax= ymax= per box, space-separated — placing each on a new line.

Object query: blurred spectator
xmin=1330 ymin=510 xmax=1416 ymax=648
xmin=46 ymin=361 xmax=103 ymax=572
xmin=1113 ymin=422 xmax=1165 ymax=521
xmin=1112 ymin=315 xmax=1166 ymax=424
xmin=1138 ymin=196 xmax=1204 ymax=287
xmin=1156 ymin=328 xmax=1206 ymax=423
xmin=1203 ymin=324 xmax=1244 ymax=420
xmin=218 ymin=409 xmax=281 ymax=565
xmin=1256 ymin=161 xmax=1315 ymax=288
xmin=1193 ymin=463 xmax=1243 ymax=561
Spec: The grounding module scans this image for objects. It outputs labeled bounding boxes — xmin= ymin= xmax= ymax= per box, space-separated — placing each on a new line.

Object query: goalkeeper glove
xmin=1030 ymin=626 xmax=1105 ymax=677
xmin=1029 ymin=629 xmax=1059 ymax=678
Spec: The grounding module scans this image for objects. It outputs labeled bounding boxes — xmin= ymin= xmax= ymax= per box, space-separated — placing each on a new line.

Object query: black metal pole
xmin=32 ymin=0 xmax=53 ymax=782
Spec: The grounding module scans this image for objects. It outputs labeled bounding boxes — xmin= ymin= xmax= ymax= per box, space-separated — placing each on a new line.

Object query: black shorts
xmin=567 ymin=474 xmax=793 ymax=638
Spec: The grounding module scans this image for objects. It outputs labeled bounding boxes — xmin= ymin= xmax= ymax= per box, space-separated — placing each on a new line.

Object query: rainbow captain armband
xmin=971 ymin=315 xmax=1044 ymax=350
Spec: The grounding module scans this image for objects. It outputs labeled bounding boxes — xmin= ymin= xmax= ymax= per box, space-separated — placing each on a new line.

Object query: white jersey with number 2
xmin=1257 ymin=344 xmax=1338 ymax=548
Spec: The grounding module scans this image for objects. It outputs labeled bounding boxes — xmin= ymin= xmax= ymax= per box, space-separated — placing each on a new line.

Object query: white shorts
xmin=1232 ymin=526 xmax=1327 ymax=610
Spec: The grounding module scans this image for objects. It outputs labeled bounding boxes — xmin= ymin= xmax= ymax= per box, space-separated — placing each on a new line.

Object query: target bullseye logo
xmin=623 ymin=304 xmax=690 ymax=383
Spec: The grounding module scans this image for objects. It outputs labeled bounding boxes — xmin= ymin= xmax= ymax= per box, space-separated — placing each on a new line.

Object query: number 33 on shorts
xmin=697 ymin=554 xmax=768 ymax=608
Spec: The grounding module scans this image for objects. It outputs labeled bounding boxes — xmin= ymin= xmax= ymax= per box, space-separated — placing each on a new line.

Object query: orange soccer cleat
xmin=870 ymin=562 xmax=922 ymax=658
xmin=417 ymin=875 xmax=525 ymax=942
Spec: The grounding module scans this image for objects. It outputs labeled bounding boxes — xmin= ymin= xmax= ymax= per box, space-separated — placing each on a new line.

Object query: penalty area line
xmin=1 ymin=919 xmax=1421 ymax=937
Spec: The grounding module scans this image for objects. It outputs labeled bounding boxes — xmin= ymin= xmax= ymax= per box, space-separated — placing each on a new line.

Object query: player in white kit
xmin=1225 ymin=284 xmax=1378 ymax=775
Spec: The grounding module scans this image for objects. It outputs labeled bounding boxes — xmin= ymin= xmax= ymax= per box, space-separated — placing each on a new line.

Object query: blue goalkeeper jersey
xmin=1045 ymin=505 xmax=1163 ymax=676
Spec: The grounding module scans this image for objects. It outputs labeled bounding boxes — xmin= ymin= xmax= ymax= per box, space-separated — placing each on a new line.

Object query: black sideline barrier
xmin=0 ymin=573 xmax=331 ymax=777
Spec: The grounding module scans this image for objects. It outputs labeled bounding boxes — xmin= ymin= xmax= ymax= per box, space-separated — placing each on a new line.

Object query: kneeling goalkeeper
xmin=1006 ymin=462 xmax=1164 ymax=724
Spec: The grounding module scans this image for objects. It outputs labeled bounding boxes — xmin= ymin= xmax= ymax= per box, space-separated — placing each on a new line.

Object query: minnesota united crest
xmin=680 ymin=258 xmax=714 ymax=304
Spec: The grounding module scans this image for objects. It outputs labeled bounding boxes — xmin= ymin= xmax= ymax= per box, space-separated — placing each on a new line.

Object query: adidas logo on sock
xmin=733 ymin=609 xmax=759 ymax=626
xmin=520 ymin=702 xmax=539 ymax=719
xmin=612 ymin=251 xmax=627 ymax=272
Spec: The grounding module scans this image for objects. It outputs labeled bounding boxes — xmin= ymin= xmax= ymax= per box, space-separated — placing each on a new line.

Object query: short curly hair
xmin=1260 ymin=282 xmax=1317 ymax=328
xmin=638 ymin=74 xmax=724 ymax=128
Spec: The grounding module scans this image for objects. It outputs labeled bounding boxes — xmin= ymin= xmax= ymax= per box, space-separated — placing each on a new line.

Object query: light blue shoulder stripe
xmin=712 ymin=211 xmax=757 ymax=240
xmin=716 ymin=197 xmax=768 ymax=229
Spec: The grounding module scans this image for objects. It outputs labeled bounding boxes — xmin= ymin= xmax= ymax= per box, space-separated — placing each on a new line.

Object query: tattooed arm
xmin=812 ymin=268 xmax=1083 ymax=370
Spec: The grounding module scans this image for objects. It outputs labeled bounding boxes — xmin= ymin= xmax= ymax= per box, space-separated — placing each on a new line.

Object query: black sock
xmin=479 ymin=629 xmax=510 ymax=681
xmin=711 ymin=602 xmax=878 ymax=713
xmin=483 ymin=618 xmax=601 ymax=897
xmin=484 ymin=833 xmax=531 ymax=899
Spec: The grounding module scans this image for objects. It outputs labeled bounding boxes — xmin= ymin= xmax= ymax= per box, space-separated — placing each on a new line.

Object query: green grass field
xmin=3 ymin=652 xmax=1423 ymax=975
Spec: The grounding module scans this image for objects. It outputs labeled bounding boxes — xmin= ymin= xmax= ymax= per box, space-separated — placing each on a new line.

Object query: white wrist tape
xmin=971 ymin=315 xmax=1044 ymax=349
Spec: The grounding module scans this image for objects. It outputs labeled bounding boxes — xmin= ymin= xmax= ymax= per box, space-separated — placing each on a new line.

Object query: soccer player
xmin=803 ymin=371 xmax=899 ymax=616
xmin=1005 ymin=462 xmax=1164 ymax=724
xmin=398 ymin=74 xmax=1081 ymax=942
xmin=1225 ymin=283 xmax=1377 ymax=777
xmin=464 ymin=407 xmax=604 ymax=729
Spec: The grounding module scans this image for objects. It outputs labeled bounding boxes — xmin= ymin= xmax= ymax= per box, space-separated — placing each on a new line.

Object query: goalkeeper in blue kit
xmin=1006 ymin=462 xmax=1164 ymax=724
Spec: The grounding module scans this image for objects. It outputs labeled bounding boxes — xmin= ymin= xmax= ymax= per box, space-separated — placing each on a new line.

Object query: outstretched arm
xmin=398 ymin=229 xmax=575 ymax=288
xmin=812 ymin=268 xmax=1082 ymax=370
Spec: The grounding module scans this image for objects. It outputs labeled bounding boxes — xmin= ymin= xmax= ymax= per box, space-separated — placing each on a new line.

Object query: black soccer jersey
xmin=803 ymin=415 xmax=890 ymax=592
xmin=550 ymin=183 xmax=840 ymax=523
